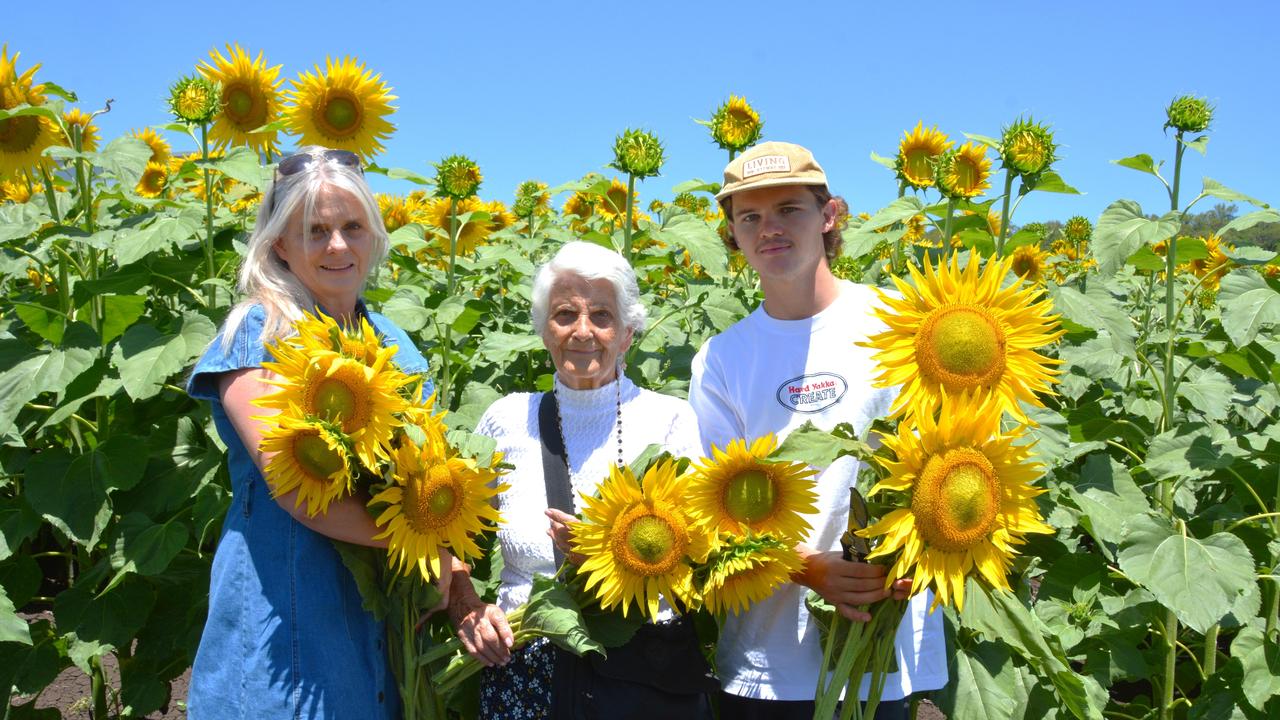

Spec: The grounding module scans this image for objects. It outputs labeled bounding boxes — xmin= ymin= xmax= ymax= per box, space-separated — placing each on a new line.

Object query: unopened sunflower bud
xmin=1165 ymin=95 xmax=1213 ymax=134
xmin=611 ymin=128 xmax=665 ymax=179
xmin=707 ymin=95 xmax=763 ymax=153
xmin=168 ymin=75 xmax=219 ymax=124
xmin=434 ymin=154 xmax=482 ymax=200
xmin=1000 ymin=117 xmax=1056 ymax=177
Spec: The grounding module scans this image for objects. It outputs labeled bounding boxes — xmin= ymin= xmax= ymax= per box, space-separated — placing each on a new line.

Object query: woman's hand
xmin=545 ymin=509 xmax=585 ymax=565
xmin=447 ymin=564 xmax=513 ymax=667
xmin=794 ymin=548 xmax=912 ymax=622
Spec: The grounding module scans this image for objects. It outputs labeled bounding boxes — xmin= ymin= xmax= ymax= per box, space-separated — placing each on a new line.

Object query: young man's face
xmin=727 ymin=184 xmax=837 ymax=287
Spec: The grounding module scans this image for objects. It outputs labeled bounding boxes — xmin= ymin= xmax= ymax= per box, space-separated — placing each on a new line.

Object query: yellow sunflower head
xmin=862 ymin=251 xmax=1065 ymax=423
xmin=999 ymin=117 xmax=1057 ymax=177
xmin=708 ymin=95 xmax=764 ymax=153
xmin=379 ymin=193 xmax=426 ymax=233
xmin=259 ymin=417 xmax=355 ymax=517
xmin=572 ymin=460 xmax=708 ymax=620
xmin=168 ymin=75 xmax=220 ymax=124
xmin=695 ymin=533 xmax=802 ymax=616
xmin=861 ymin=392 xmax=1053 ymax=610
xmin=903 ymin=214 xmax=928 ymax=245
xmin=1 ymin=178 xmax=36 ymax=203
xmin=934 ymin=143 xmax=992 ymax=200
xmin=422 ymin=195 xmax=499 ymax=255
xmin=610 ymin=128 xmax=665 ymax=179
xmin=60 ymin=109 xmax=99 ymax=152
xmin=0 ymin=46 xmax=59 ymax=181
xmin=130 ymin=128 xmax=171 ymax=164
xmin=1010 ymin=244 xmax=1049 ymax=285
xmin=372 ymin=435 xmax=507 ymax=580
xmin=689 ymin=434 xmax=818 ymax=542
xmin=285 ymin=56 xmax=396 ymax=160
xmin=135 ymin=161 xmax=168 ymax=198
xmin=198 ymin=43 xmax=284 ymax=154
xmin=896 ymin=122 xmax=953 ymax=190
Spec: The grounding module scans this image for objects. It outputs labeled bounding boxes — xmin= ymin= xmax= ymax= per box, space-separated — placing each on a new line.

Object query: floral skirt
xmin=479 ymin=638 xmax=554 ymax=719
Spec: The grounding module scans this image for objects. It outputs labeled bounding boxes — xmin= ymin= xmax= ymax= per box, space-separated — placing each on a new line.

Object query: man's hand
xmin=795 ymin=549 xmax=912 ymax=622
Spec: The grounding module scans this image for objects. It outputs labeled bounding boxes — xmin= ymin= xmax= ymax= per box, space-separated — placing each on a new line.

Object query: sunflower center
xmin=405 ymin=464 xmax=461 ymax=531
xmin=912 ymin=447 xmax=1001 ymax=552
xmin=320 ymin=94 xmax=361 ymax=136
xmin=0 ymin=116 xmax=41 ymax=153
xmin=293 ymin=433 xmax=344 ymax=480
xmin=724 ymin=469 xmax=777 ymax=526
xmin=915 ymin=305 xmax=1007 ymax=390
xmin=904 ymin=149 xmax=934 ymax=183
xmin=953 ymin=160 xmax=978 ymax=192
xmin=314 ymin=377 xmax=357 ymax=422
xmin=1012 ymin=253 xmax=1041 ymax=280
xmin=626 ymin=515 xmax=675 ymax=566
xmin=223 ymin=83 xmax=261 ymax=126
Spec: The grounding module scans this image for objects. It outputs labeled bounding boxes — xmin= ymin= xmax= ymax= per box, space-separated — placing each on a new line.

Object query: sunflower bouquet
xmin=255 ymin=310 xmax=508 ymax=720
xmin=809 ymin=251 xmax=1064 ymax=720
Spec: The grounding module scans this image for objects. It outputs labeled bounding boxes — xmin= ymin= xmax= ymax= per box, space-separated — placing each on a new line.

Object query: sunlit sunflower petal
xmin=285 ymin=56 xmax=396 ymax=160
xmin=198 ymin=43 xmax=284 ymax=154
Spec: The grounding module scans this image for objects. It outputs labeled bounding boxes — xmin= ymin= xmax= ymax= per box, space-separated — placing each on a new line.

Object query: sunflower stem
xmin=1159 ymin=520 xmax=1185 ymax=720
xmin=89 ymin=654 xmax=108 ymax=720
xmin=890 ymin=181 xmax=907 ymax=275
xmin=200 ymin=121 xmax=217 ymax=308
xmin=1202 ymin=623 xmax=1219 ymax=677
xmin=941 ymin=199 xmax=957 ymax=252
xmin=623 ymin=172 xmax=637 ymax=260
xmin=996 ymin=171 xmax=1015 ymax=256
xmin=438 ymin=198 xmax=459 ymax=410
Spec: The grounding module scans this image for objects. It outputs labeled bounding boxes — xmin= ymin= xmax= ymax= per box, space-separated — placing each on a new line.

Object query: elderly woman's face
xmin=544 ymin=274 xmax=633 ymax=390
xmin=273 ymin=184 xmax=373 ymax=319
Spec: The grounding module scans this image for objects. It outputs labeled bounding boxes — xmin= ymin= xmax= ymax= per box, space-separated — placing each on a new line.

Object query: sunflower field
xmin=2 ymin=41 xmax=1280 ymax=720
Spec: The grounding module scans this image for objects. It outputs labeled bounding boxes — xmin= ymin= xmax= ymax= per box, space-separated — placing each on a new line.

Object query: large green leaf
xmin=1141 ymin=422 xmax=1236 ymax=481
xmin=941 ymin=639 xmax=1020 ymax=720
xmin=110 ymin=314 xmax=216 ymax=400
xmin=1232 ymin=626 xmax=1280 ymax=710
xmin=1068 ymin=453 xmax=1151 ymax=552
xmin=13 ymin=295 xmax=65 ymax=344
xmin=0 ymin=498 xmax=42 ymax=561
xmin=0 ymin=585 xmax=31 ymax=645
xmin=1117 ymin=514 xmax=1256 ymax=633
xmin=654 ymin=214 xmax=727 ymax=275
xmin=23 ymin=448 xmax=111 ymax=548
xmin=0 ymin=341 xmax=96 ymax=430
xmin=98 ymin=294 xmax=147 ymax=344
xmin=1093 ymin=200 xmax=1180 ymax=276
xmin=94 ymin=136 xmax=152 ymax=185
xmin=110 ymin=513 xmax=189 ymax=578
xmin=114 ymin=214 xmax=201 ymax=266
xmin=53 ymin=569 xmax=157 ymax=649
xmin=1219 ymin=271 xmax=1280 ymax=347
xmin=1219 ymin=209 xmax=1280 ymax=237
xmin=1178 ymin=366 xmax=1235 ymax=421
xmin=1112 ymin=153 xmax=1164 ymax=177
xmin=1024 ymin=171 xmax=1079 ymax=195
xmin=1201 ymin=178 xmax=1270 ymax=209
xmin=205 ymin=146 xmax=270 ymax=189
xmin=475 ymin=331 xmax=545 ymax=365
xmin=1047 ymin=284 xmax=1136 ymax=357
xmin=771 ymin=421 xmax=871 ymax=469
xmin=518 ymin=574 xmax=610 ymax=657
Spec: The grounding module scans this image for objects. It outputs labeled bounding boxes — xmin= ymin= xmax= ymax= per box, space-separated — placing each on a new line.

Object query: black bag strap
xmin=538 ymin=390 xmax=574 ymax=567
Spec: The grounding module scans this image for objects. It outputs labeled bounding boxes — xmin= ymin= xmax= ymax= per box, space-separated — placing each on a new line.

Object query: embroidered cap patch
xmin=742 ymin=155 xmax=790 ymax=178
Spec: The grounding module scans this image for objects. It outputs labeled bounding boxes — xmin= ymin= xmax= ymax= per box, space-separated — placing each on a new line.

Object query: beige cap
xmin=716 ymin=141 xmax=828 ymax=201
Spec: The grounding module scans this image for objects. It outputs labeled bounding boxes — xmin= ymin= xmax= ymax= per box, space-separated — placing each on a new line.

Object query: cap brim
xmin=715 ymin=176 xmax=828 ymax=201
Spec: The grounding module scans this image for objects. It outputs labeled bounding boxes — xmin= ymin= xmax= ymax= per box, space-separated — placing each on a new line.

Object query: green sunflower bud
xmin=610 ymin=128 xmax=665 ymax=179
xmin=513 ymin=179 xmax=548 ymax=218
xmin=434 ymin=154 xmax=482 ymax=200
xmin=168 ymin=75 xmax=220 ymax=124
xmin=1064 ymin=215 xmax=1092 ymax=243
xmin=1165 ymin=95 xmax=1213 ymax=134
xmin=707 ymin=95 xmax=763 ymax=153
xmin=999 ymin=117 xmax=1057 ymax=177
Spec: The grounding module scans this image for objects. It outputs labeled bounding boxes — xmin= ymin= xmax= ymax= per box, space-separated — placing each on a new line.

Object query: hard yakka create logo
xmin=775 ymin=372 xmax=848 ymax=414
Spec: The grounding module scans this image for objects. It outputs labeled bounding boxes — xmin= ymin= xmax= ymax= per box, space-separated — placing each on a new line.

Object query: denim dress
xmin=186 ymin=303 xmax=432 ymax=720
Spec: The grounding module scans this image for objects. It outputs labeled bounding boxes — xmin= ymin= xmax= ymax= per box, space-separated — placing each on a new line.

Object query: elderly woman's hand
xmin=447 ymin=563 xmax=513 ymax=667
xmin=545 ymin=509 xmax=586 ymax=565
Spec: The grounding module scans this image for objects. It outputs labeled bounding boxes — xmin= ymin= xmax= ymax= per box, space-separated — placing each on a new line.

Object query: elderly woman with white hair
xmin=185 ymin=147 xmax=444 ymax=719
xmin=446 ymin=241 xmax=714 ymax=718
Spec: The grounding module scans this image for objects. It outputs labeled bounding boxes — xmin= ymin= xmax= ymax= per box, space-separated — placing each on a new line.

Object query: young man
xmin=689 ymin=142 xmax=947 ymax=719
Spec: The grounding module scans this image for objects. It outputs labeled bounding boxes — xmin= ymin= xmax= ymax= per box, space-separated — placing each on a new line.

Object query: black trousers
xmin=717 ymin=692 xmax=909 ymax=720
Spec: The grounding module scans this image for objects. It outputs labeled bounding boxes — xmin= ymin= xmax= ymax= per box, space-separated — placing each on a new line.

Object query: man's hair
xmin=718 ymin=186 xmax=848 ymax=262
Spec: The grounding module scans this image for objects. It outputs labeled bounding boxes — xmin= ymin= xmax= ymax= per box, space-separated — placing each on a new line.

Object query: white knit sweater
xmin=475 ymin=375 xmax=703 ymax=612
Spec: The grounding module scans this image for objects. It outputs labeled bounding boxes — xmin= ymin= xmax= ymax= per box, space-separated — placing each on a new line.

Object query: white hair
xmin=219 ymin=146 xmax=390 ymax=348
xmin=530 ymin=241 xmax=647 ymax=336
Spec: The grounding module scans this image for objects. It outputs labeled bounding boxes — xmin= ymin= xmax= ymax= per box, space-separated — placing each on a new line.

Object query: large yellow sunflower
xmin=935 ymin=143 xmax=991 ymax=200
xmin=597 ymin=178 xmax=649 ymax=229
xmin=135 ymin=161 xmax=168 ymax=198
xmin=1010 ymin=244 xmax=1049 ymax=285
xmin=372 ymin=435 xmax=506 ymax=579
xmin=258 ymin=343 xmax=411 ymax=469
xmin=259 ymin=417 xmax=354 ymax=516
xmin=697 ymin=533 xmax=802 ymax=616
xmin=61 ymin=109 xmax=99 ymax=152
xmin=130 ymin=128 xmax=171 ymax=164
xmin=290 ymin=310 xmax=390 ymax=368
xmin=860 ymin=392 xmax=1052 ymax=610
xmin=863 ymin=252 xmax=1064 ymax=423
xmin=285 ymin=56 xmax=396 ymax=160
xmin=896 ymin=122 xmax=952 ymax=190
xmin=688 ymin=434 xmax=818 ymax=542
xmin=198 ymin=43 xmax=284 ymax=154
xmin=422 ymin=196 xmax=502 ymax=256
xmin=0 ymin=46 xmax=59 ymax=180
xmin=572 ymin=460 xmax=709 ymax=620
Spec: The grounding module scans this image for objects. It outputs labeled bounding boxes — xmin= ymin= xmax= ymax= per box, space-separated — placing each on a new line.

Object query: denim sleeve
xmin=187 ymin=304 xmax=269 ymax=402
xmin=368 ymin=311 xmax=434 ymax=400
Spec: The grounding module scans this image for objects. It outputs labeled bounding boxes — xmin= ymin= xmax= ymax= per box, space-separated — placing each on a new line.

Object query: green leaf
xmin=476 ymin=331 xmax=545 ymax=365
xmin=1093 ymin=200 xmax=1181 ymax=276
xmin=0 ymin=342 xmax=96 ymax=431
xmin=1224 ymin=246 xmax=1278 ymax=265
xmin=770 ymin=421 xmax=872 ymax=469
xmin=94 ymin=136 xmax=152 ymax=186
xmin=1117 ymin=514 xmax=1257 ymax=633
xmin=1024 ymin=171 xmax=1079 ymax=195
xmin=381 ymin=290 xmax=432 ymax=333
xmin=114 ymin=214 xmax=201 ymax=266
xmin=13 ymin=296 xmax=65 ymax=344
xmin=1202 ymin=178 xmax=1269 ymax=209
xmin=206 ymin=146 xmax=269 ymax=189
xmin=849 ymin=196 xmax=925 ymax=235
xmin=670 ymin=178 xmax=719 ymax=194
xmin=1068 ymin=453 xmax=1151 ymax=552
xmin=94 ymin=294 xmax=147 ymax=344
xmin=519 ymin=574 xmax=610 ymax=657
xmin=1178 ymin=366 xmax=1234 ymax=421
xmin=1219 ymin=209 xmax=1280 ymax=236
xmin=333 ymin=543 xmax=389 ymax=620
xmin=53 ymin=569 xmax=156 ymax=649
xmin=110 ymin=513 xmax=188 ymax=578
xmin=1142 ymin=423 xmax=1234 ymax=481
xmin=364 ymin=165 xmax=432 ymax=186
xmin=110 ymin=314 xmax=216 ymax=400
xmin=0 ymin=498 xmax=42 ymax=561
xmin=1232 ymin=626 xmax=1280 ymax=710
xmin=963 ymin=132 xmax=1001 ymax=150
xmin=1219 ymin=271 xmax=1280 ymax=347
xmin=1182 ymin=135 xmax=1210 ymax=155
xmin=1046 ymin=284 xmax=1136 ymax=357
xmin=23 ymin=448 xmax=111 ymax=548
xmin=941 ymin=639 xmax=1020 ymax=720
xmin=0 ymin=585 xmax=31 ymax=645
xmin=1112 ymin=154 xmax=1163 ymax=176
xmin=654 ymin=214 xmax=727 ymax=275
xmin=868 ymin=151 xmax=896 ymax=170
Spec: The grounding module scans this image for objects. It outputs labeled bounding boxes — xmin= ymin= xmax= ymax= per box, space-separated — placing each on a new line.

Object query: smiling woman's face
xmin=273 ymin=184 xmax=373 ymax=319
xmin=543 ymin=273 xmax=633 ymax=390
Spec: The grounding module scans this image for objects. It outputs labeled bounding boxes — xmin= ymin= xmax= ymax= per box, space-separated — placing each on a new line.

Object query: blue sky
xmin=8 ymin=1 xmax=1278 ymax=224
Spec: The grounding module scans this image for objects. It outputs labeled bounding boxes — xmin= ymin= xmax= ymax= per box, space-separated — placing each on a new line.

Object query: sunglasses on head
xmin=267 ymin=149 xmax=363 ymax=213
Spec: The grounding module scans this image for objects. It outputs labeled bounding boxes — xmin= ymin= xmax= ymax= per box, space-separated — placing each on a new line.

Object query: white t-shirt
xmin=689 ymin=281 xmax=948 ymax=701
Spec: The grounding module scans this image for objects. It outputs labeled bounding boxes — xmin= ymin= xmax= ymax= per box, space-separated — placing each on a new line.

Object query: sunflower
xmin=289 ymin=310 xmax=389 ymax=367
xmin=1183 ymin=234 xmax=1232 ymax=290
xmin=258 ymin=344 xmax=412 ymax=469
xmin=934 ymin=143 xmax=991 ymax=200
xmin=379 ymin=193 xmax=426 ymax=233
xmin=610 ymin=128 xmax=665 ymax=179
xmin=513 ymin=180 xmax=550 ymax=219
xmin=688 ymin=434 xmax=818 ymax=543
xmin=135 ymin=161 xmax=168 ymax=198
xmin=130 ymin=128 xmax=171 ymax=164
xmin=422 ymin=196 xmax=503 ymax=256
xmin=708 ymin=95 xmax=764 ymax=153
xmin=572 ymin=460 xmax=709 ymax=620
xmin=285 ymin=56 xmax=396 ymax=160
xmin=696 ymin=533 xmax=802 ymax=616
xmin=1010 ymin=244 xmax=1049 ymax=285
xmin=999 ymin=117 xmax=1056 ymax=177
xmin=863 ymin=252 xmax=1064 ymax=423
xmin=372 ymin=434 xmax=506 ymax=579
xmin=259 ymin=417 xmax=354 ymax=516
xmin=61 ymin=109 xmax=99 ymax=152
xmin=198 ymin=43 xmax=283 ymax=154
xmin=896 ymin=122 xmax=952 ymax=190
xmin=860 ymin=392 xmax=1052 ymax=611
xmin=168 ymin=75 xmax=219 ymax=124
xmin=597 ymin=178 xmax=650 ymax=230
xmin=904 ymin=214 xmax=931 ymax=247
xmin=0 ymin=178 xmax=36 ymax=203
xmin=0 ymin=46 xmax=59 ymax=180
